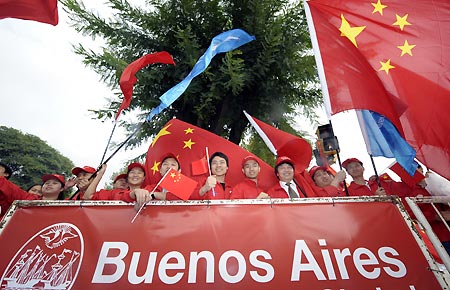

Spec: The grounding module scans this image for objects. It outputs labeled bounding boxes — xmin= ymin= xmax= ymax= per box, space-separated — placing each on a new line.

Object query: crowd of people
xmin=1 ymin=152 xmax=450 ymax=255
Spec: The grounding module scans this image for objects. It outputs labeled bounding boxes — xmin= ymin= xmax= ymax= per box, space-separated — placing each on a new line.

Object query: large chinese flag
xmin=0 ymin=0 xmax=58 ymax=26
xmin=144 ymin=119 xmax=278 ymax=189
xmin=306 ymin=0 xmax=450 ymax=180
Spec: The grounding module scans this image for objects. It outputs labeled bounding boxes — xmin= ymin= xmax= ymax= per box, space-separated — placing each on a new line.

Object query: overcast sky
xmin=0 ymin=3 xmax=400 ymax=188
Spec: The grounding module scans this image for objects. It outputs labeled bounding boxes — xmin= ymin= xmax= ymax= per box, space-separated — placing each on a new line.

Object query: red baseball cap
xmin=275 ymin=156 xmax=294 ymax=167
xmin=127 ymin=162 xmax=146 ymax=174
xmin=161 ymin=153 xmax=180 ymax=168
xmin=342 ymin=158 xmax=363 ymax=169
xmin=42 ymin=174 xmax=65 ymax=186
xmin=72 ymin=166 xmax=96 ymax=175
xmin=241 ymin=155 xmax=259 ymax=168
xmin=309 ymin=166 xmax=329 ymax=179
xmin=113 ymin=173 xmax=128 ymax=183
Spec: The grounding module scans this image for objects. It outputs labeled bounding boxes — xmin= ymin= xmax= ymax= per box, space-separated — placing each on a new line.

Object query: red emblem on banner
xmin=0 ymin=223 xmax=84 ymax=290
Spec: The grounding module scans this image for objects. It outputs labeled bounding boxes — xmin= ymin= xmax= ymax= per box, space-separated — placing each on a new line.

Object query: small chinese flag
xmin=159 ymin=168 xmax=198 ymax=200
xmin=191 ymin=157 xmax=208 ymax=176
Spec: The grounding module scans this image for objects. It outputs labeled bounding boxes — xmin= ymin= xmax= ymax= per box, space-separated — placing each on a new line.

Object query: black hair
xmin=0 ymin=162 xmax=13 ymax=179
xmin=209 ymin=152 xmax=229 ymax=168
xmin=26 ymin=184 xmax=41 ymax=192
xmin=274 ymin=161 xmax=295 ymax=175
xmin=162 ymin=156 xmax=180 ymax=170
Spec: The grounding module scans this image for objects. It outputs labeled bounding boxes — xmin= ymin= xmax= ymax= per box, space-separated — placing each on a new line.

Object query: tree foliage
xmin=61 ymin=0 xmax=322 ymax=150
xmin=0 ymin=126 xmax=74 ymax=190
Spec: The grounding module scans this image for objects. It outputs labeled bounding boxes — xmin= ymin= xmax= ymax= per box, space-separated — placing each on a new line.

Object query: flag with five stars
xmin=158 ymin=168 xmax=198 ymax=200
xmin=0 ymin=0 xmax=58 ymax=25
xmin=306 ymin=0 xmax=450 ymax=180
xmin=144 ymin=118 xmax=278 ymax=189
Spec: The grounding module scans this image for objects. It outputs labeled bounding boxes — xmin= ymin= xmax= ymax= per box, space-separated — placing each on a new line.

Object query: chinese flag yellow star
xmin=393 ymin=14 xmax=411 ymax=31
xmin=339 ymin=14 xmax=366 ymax=47
xmin=151 ymin=124 xmax=172 ymax=147
xmin=397 ymin=40 xmax=416 ymax=56
xmin=371 ymin=0 xmax=387 ymax=15
xmin=151 ymin=161 xmax=160 ymax=174
xmin=184 ymin=127 xmax=194 ymax=134
xmin=379 ymin=59 xmax=395 ymax=74
xmin=183 ymin=138 xmax=196 ymax=149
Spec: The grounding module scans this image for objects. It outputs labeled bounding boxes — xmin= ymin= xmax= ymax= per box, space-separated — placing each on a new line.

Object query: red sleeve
xmin=0 ymin=177 xmax=38 ymax=202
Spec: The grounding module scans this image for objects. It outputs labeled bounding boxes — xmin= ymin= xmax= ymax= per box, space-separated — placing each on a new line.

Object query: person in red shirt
xmin=83 ymin=163 xmax=143 ymax=203
xmin=0 ymin=171 xmax=65 ymax=219
xmin=193 ymin=152 xmax=232 ymax=200
xmin=67 ymin=165 xmax=96 ymax=200
xmin=142 ymin=153 xmax=189 ymax=202
xmin=267 ymin=156 xmax=312 ymax=198
xmin=26 ymin=184 xmax=42 ymax=197
xmin=342 ymin=158 xmax=386 ymax=196
xmin=231 ymin=156 xmax=269 ymax=199
xmin=309 ymin=166 xmax=345 ymax=197
xmin=41 ymin=174 xmax=66 ymax=200
xmin=112 ymin=173 xmax=128 ymax=190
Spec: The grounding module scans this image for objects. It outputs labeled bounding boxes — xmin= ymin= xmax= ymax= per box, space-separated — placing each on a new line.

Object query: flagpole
xmin=102 ymin=122 xmax=145 ymax=165
xmin=99 ymin=120 xmax=118 ymax=165
xmin=333 ymin=144 xmax=350 ymax=196
xmin=369 ymin=154 xmax=382 ymax=187
xmin=205 ymin=147 xmax=217 ymax=197
xmin=328 ymin=121 xmax=350 ymax=197
xmin=304 ymin=0 xmax=332 ymax=119
xmin=305 ymin=0 xmax=349 ymax=196
xmin=131 ymin=168 xmax=172 ymax=223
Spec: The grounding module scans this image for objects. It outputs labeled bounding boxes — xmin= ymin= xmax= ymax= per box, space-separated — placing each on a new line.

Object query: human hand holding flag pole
xmin=131 ymin=168 xmax=172 ymax=223
xmin=131 ymin=167 xmax=198 ymax=223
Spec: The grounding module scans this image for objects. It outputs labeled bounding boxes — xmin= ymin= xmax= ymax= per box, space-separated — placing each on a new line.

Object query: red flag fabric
xmin=0 ymin=0 xmax=58 ymax=25
xmin=116 ymin=52 xmax=175 ymax=120
xmin=389 ymin=162 xmax=425 ymax=188
xmin=158 ymin=168 xmax=198 ymax=200
xmin=191 ymin=156 xmax=208 ymax=176
xmin=144 ymin=119 xmax=278 ymax=190
xmin=246 ymin=114 xmax=312 ymax=173
xmin=307 ymin=0 xmax=450 ymax=180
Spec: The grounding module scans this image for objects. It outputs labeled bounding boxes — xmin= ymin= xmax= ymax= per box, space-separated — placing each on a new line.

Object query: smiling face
xmin=113 ymin=178 xmax=128 ymax=190
xmin=28 ymin=185 xmax=43 ymax=197
xmin=75 ymin=171 xmax=93 ymax=191
xmin=313 ymin=169 xmax=333 ymax=188
xmin=276 ymin=163 xmax=294 ymax=182
xmin=127 ymin=167 xmax=145 ymax=187
xmin=211 ymin=156 xmax=228 ymax=177
xmin=160 ymin=157 xmax=180 ymax=176
xmin=242 ymin=160 xmax=260 ymax=180
xmin=41 ymin=179 xmax=64 ymax=199
xmin=345 ymin=162 xmax=364 ymax=179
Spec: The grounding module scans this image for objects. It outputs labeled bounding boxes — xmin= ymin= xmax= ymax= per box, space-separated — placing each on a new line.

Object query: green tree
xmin=0 ymin=126 xmax=74 ymax=190
xmin=62 ymin=0 xmax=321 ymax=150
